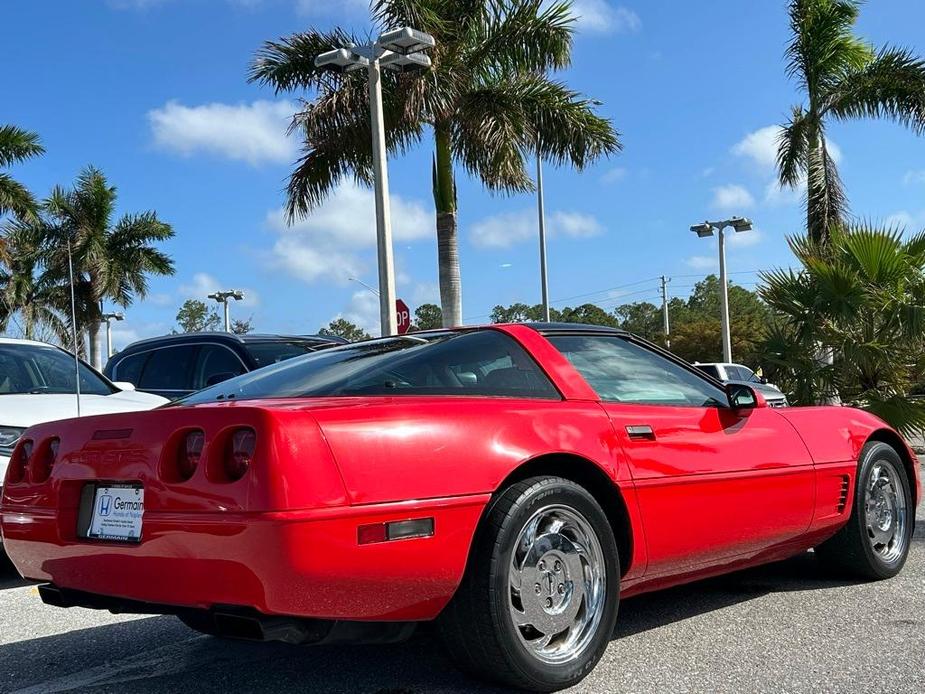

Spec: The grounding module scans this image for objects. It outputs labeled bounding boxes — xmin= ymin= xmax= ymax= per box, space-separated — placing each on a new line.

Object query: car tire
xmin=815 ymin=441 xmax=914 ymax=580
xmin=438 ymin=476 xmax=620 ymax=692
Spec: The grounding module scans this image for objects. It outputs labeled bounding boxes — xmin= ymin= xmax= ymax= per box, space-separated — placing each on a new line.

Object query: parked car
xmin=3 ymin=324 xmax=919 ymax=691
xmin=0 ymin=337 xmax=166 ymax=523
xmin=103 ymin=332 xmax=345 ymax=400
xmin=694 ymin=361 xmax=789 ymax=408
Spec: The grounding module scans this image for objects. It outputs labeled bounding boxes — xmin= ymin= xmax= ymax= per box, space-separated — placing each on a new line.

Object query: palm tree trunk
xmin=433 ymin=123 xmax=461 ymax=327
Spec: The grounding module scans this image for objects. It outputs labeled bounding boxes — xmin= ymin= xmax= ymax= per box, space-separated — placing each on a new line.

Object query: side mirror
xmin=112 ymin=381 xmax=136 ymax=392
xmin=726 ymin=383 xmax=767 ymax=409
xmin=205 ymin=372 xmax=239 ymax=387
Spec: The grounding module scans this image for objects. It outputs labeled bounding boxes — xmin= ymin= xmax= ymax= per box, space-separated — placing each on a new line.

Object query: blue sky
xmin=4 ymin=0 xmax=925 ymax=348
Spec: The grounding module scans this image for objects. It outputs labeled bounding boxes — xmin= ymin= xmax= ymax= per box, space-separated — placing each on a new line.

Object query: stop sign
xmin=395 ymin=299 xmax=411 ymax=335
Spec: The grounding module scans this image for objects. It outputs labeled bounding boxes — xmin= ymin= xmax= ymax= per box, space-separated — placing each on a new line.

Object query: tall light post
xmin=316 ymin=27 xmax=436 ymax=337
xmin=101 ymin=311 xmax=124 ymax=363
xmin=536 ymin=150 xmax=550 ymax=322
xmin=689 ymin=216 xmax=753 ymax=362
xmin=207 ymin=290 xmax=244 ymax=333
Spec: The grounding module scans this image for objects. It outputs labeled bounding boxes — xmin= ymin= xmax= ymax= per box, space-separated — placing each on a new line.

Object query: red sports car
xmin=2 ymin=324 xmax=920 ymax=691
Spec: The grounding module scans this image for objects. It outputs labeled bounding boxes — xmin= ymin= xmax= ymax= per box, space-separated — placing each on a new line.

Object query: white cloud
xmin=764 ymin=179 xmax=803 ymax=206
xmin=148 ymin=100 xmax=296 ymax=166
xmin=686 ymin=255 xmax=718 ymax=271
xmin=471 ymin=209 xmax=604 ymax=249
xmin=711 ymin=184 xmax=755 ymax=212
xmin=731 ymin=125 xmax=780 ymax=171
xmin=885 ymin=211 xmax=917 ymax=229
xmin=265 ymin=181 xmax=432 ymax=284
xmin=110 ymin=321 xmax=170 ymax=352
xmin=601 ymin=167 xmax=627 ymax=184
xmin=732 ymin=124 xmax=841 ymax=173
xmin=571 ymin=1 xmax=641 ymax=34
xmin=904 ymin=170 xmax=925 ymax=186
xmin=727 ymin=229 xmax=763 ymax=247
xmin=179 ymin=273 xmax=260 ymax=308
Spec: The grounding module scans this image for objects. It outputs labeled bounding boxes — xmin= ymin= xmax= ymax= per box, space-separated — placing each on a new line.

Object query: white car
xmin=0 ymin=338 xmax=168 ymax=503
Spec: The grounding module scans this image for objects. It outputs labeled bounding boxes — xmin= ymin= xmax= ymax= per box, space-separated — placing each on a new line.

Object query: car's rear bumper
xmin=1 ymin=494 xmax=489 ymax=621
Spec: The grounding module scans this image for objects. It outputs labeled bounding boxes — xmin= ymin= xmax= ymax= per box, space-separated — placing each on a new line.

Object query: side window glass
xmin=139 ymin=346 xmax=198 ymax=391
xmin=548 ymin=335 xmax=727 ymax=407
xmin=194 ymin=345 xmax=246 ymax=390
xmin=115 ymin=353 xmax=149 ymax=386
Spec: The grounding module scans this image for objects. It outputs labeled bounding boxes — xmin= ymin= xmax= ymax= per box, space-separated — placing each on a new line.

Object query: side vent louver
xmin=836 ymin=475 xmax=850 ymax=513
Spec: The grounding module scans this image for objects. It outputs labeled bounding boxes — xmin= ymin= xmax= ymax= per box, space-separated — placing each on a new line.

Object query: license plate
xmin=85 ymin=484 xmax=145 ymax=542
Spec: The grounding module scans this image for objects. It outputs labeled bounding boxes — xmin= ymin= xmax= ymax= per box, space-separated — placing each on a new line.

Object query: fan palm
xmin=777 ymin=0 xmax=925 ymax=243
xmin=760 ymin=223 xmax=925 ymax=435
xmin=0 ymin=125 xmax=44 ymax=222
xmin=41 ymin=167 xmax=175 ymax=367
xmin=249 ymin=0 xmax=620 ymax=327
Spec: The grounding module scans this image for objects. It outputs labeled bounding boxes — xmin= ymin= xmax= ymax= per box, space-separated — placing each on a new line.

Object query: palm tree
xmin=0 ymin=125 xmax=44 ymax=222
xmin=0 ymin=220 xmax=71 ymax=344
xmin=249 ymin=0 xmax=620 ymax=326
xmin=760 ymin=223 xmax=925 ymax=435
xmin=41 ymin=167 xmax=175 ymax=367
xmin=777 ymin=0 xmax=925 ymax=243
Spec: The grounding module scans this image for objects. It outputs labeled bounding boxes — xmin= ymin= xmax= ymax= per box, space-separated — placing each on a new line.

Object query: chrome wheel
xmin=864 ymin=461 xmax=908 ymax=563
xmin=508 ymin=504 xmax=607 ymax=665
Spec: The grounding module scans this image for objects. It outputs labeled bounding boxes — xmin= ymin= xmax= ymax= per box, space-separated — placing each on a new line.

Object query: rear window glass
xmin=246 ymin=341 xmax=323 ymax=368
xmin=179 ymin=330 xmax=559 ymax=404
xmin=139 ymin=345 xmax=197 ymax=391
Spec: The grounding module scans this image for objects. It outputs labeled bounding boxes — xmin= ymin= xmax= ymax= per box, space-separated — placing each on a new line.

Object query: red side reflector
xmin=358 ymin=518 xmax=434 ymax=545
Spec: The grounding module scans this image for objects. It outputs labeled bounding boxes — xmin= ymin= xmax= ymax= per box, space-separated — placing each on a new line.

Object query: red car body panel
xmin=1 ymin=324 xmax=920 ymax=624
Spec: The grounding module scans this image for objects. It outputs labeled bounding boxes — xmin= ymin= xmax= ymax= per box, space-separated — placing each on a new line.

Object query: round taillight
xmin=31 ymin=438 xmax=60 ymax=483
xmin=226 ymin=428 xmax=255 ymax=481
xmin=178 ymin=431 xmax=204 ymax=481
xmin=6 ymin=440 xmax=31 ymax=484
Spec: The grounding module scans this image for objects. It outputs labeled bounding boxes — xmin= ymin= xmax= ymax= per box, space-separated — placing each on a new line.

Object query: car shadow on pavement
xmin=614 ymin=550 xmax=862 ymax=639
xmin=0 ymin=554 xmax=30 ymax=591
xmin=0 ymin=550 xmax=871 ymax=694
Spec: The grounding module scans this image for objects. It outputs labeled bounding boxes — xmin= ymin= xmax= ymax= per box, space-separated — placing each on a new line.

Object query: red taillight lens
xmin=6 ymin=440 xmax=31 ymax=484
xmin=226 ymin=428 xmax=255 ymax=481
xmin=32 ymin=438 xmax=60 ymax=483
xmin=178 ymin=431 xmax=204 ymax=481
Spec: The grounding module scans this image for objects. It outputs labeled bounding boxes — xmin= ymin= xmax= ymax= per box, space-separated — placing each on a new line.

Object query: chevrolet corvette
xmin=1 ymin=324 xmax=919 ymax=691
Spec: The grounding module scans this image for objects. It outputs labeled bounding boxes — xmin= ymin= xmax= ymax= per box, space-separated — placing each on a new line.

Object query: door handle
xmin=625 ymin=425 xmax=656 ymax=441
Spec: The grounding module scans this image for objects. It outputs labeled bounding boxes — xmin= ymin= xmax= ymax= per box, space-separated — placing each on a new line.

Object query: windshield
xmin=0 ymin=343 xmax=115 ymax=396
xmin=179 ymin=330 xmax=559 ymax=405
xmin=245 ymin=341 xmax=328 ymax=369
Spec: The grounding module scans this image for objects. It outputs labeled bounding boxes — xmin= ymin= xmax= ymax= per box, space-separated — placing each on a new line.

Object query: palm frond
xmin=777 ymin=106 xmax=812 ymax=187
xmin=0 ymin=125 xmax=44 ymax=167
xmin=0 ymin=173 xmax=39 ymax=221
xmin=805 ymin=134 xmax=847 ymax=243
xmin=248 ymin=28 xmax=365 ymax=94
xmin=824 ymin=46 xmax=925 ymax=134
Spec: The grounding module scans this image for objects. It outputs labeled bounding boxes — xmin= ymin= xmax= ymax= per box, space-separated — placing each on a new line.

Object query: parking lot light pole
xmin=207 ymin=290 xmax=245 ymax=333
xmin=101 ymin=312 xmax=124 ymax=362
xmin=316 ymin=27 xmax=435 ymax=337
xmin=536 ymin=151 xmax=550 ymax=322
xmin=689 ymin=216 xmax=753 ymax=363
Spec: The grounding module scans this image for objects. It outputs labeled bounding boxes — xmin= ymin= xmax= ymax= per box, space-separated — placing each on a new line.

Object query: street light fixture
xmin=207 ymin=290 xmax=245 ymax=333
xmin=315 ymin=27 xmax=436 ymax=337
xmin=689 ymin=216 xmax=753 ymax=363
xmin=101 ymin=311 xmax=124 ymax=363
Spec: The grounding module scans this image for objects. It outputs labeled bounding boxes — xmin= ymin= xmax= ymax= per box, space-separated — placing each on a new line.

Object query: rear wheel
xmin=438 ymin=476 xmax=619 ymax=692
xmin=815 ymin=441 xmax=913 ymax=580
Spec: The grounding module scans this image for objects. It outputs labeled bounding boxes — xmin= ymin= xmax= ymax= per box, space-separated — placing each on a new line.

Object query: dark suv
xmin=103 ymin=332 xmax=345 ymax=400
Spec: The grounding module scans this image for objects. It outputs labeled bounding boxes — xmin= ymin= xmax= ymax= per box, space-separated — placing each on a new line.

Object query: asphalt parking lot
xmin=1 ymin=478 xmax=923 ymax=694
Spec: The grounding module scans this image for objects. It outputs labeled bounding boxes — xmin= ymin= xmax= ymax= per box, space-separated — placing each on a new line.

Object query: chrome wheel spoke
xmin=507 ymin=504 xmax=606 ymax=666
xmin=863 ymin=460 xmax=907 ymax=563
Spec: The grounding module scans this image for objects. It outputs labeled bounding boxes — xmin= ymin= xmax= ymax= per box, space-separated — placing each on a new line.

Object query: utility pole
xmin=660 ymin=275 xmax=671 ymax=349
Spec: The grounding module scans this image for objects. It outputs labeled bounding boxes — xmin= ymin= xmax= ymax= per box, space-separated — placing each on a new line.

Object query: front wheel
xmin=438 ymin=476 xmax=619 ymax=692
xmin=815 ymin=441 xmax=913 ymax=580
